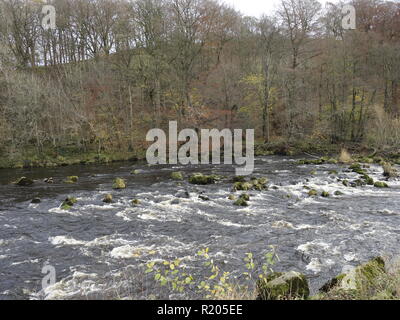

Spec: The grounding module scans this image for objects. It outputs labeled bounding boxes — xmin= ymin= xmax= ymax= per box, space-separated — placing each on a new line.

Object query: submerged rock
xmin=14 ymin=177 xmax=34 ymax=186
xmin=31 ymin=198 xmax=41 ymax=204
xmin=257 ymin=271 xmax=310 ymax=300
xmin=64 ymin=176 xmax=78 ymax=184
xmin=102 ymin=194 xmax=113 ymax=203
xmin=112 ymin=178 xmax=126 ymax=189
xmin=171 ymin=171 xmax=184 ymax=180
xmin=198 ymin=195 xmax=210 ymax=201
xmin=175 ymin=191 xmax=190 ymax=198
xmin=334 ymin=190 xmax=344 ymax=196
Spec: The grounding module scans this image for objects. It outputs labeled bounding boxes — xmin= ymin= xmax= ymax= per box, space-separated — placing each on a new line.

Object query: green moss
xmin=234 ymin=197 xmax=248 ymax=206
xmin=233 ymin=181 xmax=253 ymax=191
xmin=232 ymin=176 xmax=246 ymax=183
xmin=171 ymin=171 xmax=184 ymax=180
xmin=374 ymin=181 xmax=389 ymax=188
xmin=321 ymin=191 xmax=330 ymax=197
xmin=112 ymin=177 xmax=126 ymax=189
xmin=319 ymin=273 xmax=346 ymax=293
xmin=362 ymin=175 xmax=374 ymax=185
xmin=61 ymin=197 xmax=77 ymax=210
xmin=189 ymin=173 xmax=218 ymax=185
xmin=342 ymin=180 xmax=350 ymax=187
xmin=64 ymin=176 xmax=79 ymax=184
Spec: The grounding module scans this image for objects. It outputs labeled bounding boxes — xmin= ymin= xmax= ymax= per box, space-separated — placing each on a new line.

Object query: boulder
xmin=257 ymin=271 xmax=310 ymax=300
xmin=102 ymin=194 xmax=113 ymax=203
xmin=188 ymin=173 xmax=218 ymax=185
xmin=64 ymin=176 xmax=78 ymax=184
xmin=112 ymin=178 xmax=126 ymax=189
xmin=382 ymin=162 xmax=398 ymax=178
xmin=14 ymin=177 xmax=34 ymax=186
xmin=234 ymin=197 xmax=248 ymax=207
xmin=308 ymin=189 xmax=318 ymax=196
xmin=321 ymin=191 xmax=329 ymax=197
xmin=228 ymin=194 xmax=236 ymax=200
xmin=61 ymin=197 xmax=77 ymax=210
xmin=198 ymin=195 xmax=210 ymax=201
xmin=171 ymin=171 xmax=184 ymax=180
xmin=319 ymin=257 xmax=386 ymax=293
xmin=374 ymin=181 xmax=389 ymax=188
xmin=131 ymin=199 xmax=140 ymax=205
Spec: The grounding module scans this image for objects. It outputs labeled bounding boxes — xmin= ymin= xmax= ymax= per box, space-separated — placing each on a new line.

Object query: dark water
xmin=1 ymin=156 xmax=400 ymax=299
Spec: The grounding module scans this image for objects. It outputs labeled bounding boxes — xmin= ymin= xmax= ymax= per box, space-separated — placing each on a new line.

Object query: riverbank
xmin=0 ymin=147 xmax=145 ymax=169
xmin=2 ymin=140 xmax=399 ymax=170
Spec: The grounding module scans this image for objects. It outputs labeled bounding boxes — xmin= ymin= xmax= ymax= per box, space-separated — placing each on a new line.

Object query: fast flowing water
xmin=0 ymin=156 xmax=399 ymax=299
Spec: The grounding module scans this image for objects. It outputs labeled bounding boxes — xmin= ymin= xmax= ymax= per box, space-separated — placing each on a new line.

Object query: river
xmin=0 ymin=156 xmax=399 ymax=299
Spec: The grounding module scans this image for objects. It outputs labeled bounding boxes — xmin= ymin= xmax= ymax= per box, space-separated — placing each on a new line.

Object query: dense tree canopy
xmin=0 ymin=0 xmax=399 ymax=160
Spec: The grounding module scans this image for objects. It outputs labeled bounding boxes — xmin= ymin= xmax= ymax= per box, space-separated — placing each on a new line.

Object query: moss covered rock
xmin=228 ymin=194 xmax=236 ymax=200
xmin=334 ymin=190 xmax=344 ymax=196
xmin=14 ymin=177 xmax=34 ymax=186
xmin=308 ymin=189 xmax=318 ymax=196
xmin=102 ymin=194 xmax=113 ymax=203
xmin=362 ymin=174 xmax=374 ymax=185
xmin=374 ymin=181 xmax=389 ymax=188
xmin=112 ymin=177 xmax=126 ymax=189
xmin=61 ymin=197 xmax=77 ymax=210
xmin=232 ymin=176 xmax=246 ymax=183
xmin=171 ymin=171 xmax=184 ymax=180
xmin=64 ymin=176 xmax=79 ymax=184
xmin=319 ymin=257 xmax=386 ymax=294
xmin=131 ymin=199 xmax=140 ymax=205
xmin=233 ymin=181 xmax=253 ymax=191
xmin=257 ymin=271 xmax=310 ymax=300
xmin=188 ymin=173 xmax=218 ymax=185
xmin=321 ymin=191 xmax=329 ymax=197
xmin=234 ymin=197 xmax=248 ymax=206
